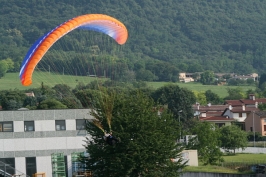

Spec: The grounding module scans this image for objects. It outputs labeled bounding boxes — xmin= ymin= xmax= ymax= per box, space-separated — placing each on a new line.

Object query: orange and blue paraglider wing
xmin=19 ymin=14 xmax=128 ymax=86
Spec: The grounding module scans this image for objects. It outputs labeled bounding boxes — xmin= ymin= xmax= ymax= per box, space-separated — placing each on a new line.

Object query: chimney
xmin=249 ymin=94 xmax=255 ymax=100
xmin=196 ymin=102 xmax=200 ymax=110
xmin=229 ymin=104 xmax=232 ymax=110
xmin=242 ymin=104 xmax=245 ymax=111
xmin=207 ymin=103 xmax=211 ymax=107
xmin=255 ymin=102 xmax=258 ymax=108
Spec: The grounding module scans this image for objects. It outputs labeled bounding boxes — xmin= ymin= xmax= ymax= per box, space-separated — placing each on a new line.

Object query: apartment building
xmin=0 ymin=109 xmax=92 ymax=177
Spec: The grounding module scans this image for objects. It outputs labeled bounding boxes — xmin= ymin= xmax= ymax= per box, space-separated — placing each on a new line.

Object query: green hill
xmin=1 ymin=0 xmax=266 ymax=80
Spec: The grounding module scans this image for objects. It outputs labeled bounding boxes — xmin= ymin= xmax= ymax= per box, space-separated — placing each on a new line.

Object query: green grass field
xmin=0 ymin=72 xmax=256 ymax=98
xmin=0 ymin=72 xmax=105 ymax=90
xmin=184 ymin=153 xmax=266 ymax=174
xmin=147 ymin=82 xmax=256 ymax=98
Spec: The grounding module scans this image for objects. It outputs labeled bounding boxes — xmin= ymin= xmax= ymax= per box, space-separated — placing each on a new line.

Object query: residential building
xmin=0 ymin=109 xmax=92 ymax=177
xmin=193 ymin=103 xmax=228 ymax=118
xmin=193 ymin=103 xmax=235 ymax=127
xmin=225 ymin=94 xmax=266 ymax=108
xmin=245 ymin=111 xmax=266 ymax=136
xmin=221 ymin=104 xmax=258 ymax=130
xmin=200 ymin=116 xmax=235 ymax=127
xmin=179 ymin=72 xmax=194 ymax=83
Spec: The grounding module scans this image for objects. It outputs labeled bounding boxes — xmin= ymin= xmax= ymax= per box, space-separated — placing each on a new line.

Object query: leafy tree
xmin=224 ymin=87 xmax=246 ymax=100
xmin=0 ymin=60 xmax=8 ymax=78
xmin=190 ymin=121 xmax=223 ymax=165
xmin=23 ymin=96 xmax=37 ymax=109
xmin=0 ymin=89 xmax=26 ymax=110
xmin=205 ymin=90 xmax=222 ymax=105
xmin=74 ymin=89 xmax=102 ymax=108
xmin=258 ymin=103 xmax=266 ymax=111
xmin=84 ymin=91 xmax=186 ymax=177
xmin=6 ymin=99 xmax=22 ymax=110
xmin=193 ymin=91 xmax=207 ymax=105
xmin=199 ymin=71 xmax=215 ymax=85
xmin=38 ymin=98 xmax=67 ymax=109
xmin=259 ymin=73 xmax=266 ymax=90
xmin=192 ymin=73 xmax=200 ymax=81
xmin=53 ymin=84 xmax=83 ymax=108
xmin=152 ymin=84 xmax=196 ymax=122
xmin=4 ymin=58 xmax=14 ymax=72
xmin=222 ymin=74 xmax=232 ymax=80
xmin=135 ymin=69 xmax=157 ymax=81
xmin=246 ymin=78 xmax=255 ymax=85
xmin=219 ymin=125 xmax=248 ymax=154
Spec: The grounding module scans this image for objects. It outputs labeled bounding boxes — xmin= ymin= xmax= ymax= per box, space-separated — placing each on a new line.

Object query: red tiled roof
xmin=229 ymin=107 xmax=259 ymax=113
xmin=205 ymin=111 xmax=224 ymax=116
xmin=200 ymin=116 xmax=235 ymax=121
xmin=192 ymin=105 xmax=228 ymax=111
xmin=225 ymin=98 xmax=266 ymax=107
xmin=224 ymin=100 xmax=242 ymax=106
xmin=240 ymin=98 xmax=266 ymax=105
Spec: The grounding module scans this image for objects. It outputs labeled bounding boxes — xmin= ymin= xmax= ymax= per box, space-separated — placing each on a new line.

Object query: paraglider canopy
xmin=19 ymin=14 xmax=128 ymax=86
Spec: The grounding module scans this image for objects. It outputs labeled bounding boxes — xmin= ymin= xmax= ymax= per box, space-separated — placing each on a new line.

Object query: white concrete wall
xmin=37 ymin=156 xmax=52 ymax=176
xmin=15 ymin=157 xmax=26 ymax=175
xmin=14 ymin=121 xmax=24 ymax=132
xmin=35 ymin=120 xmax=55 ymax=131
xmin=0 ymin=137 xmax=85 ymax=152
xmin=66 ymin=120 xmax=76 ymax=131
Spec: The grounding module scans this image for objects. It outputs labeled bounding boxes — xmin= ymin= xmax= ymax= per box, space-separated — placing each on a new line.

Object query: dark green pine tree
xmin=84 ymin=90 xmax=186 ymax=177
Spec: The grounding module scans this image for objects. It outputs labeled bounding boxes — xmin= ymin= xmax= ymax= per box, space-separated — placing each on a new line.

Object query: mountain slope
xmin=1 ymin=0 xmax=266 ymax=75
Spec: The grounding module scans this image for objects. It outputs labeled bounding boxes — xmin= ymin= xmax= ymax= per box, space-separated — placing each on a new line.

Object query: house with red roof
xmin=225 ymin=94 xmax=266 ymax=108
xmin=192 ymin=103 xmax=228 ymax=117
xmin=193 ymin=103 xmax=235 ymax=127
xmin=221 ymin=104 xmax=259 ymax=130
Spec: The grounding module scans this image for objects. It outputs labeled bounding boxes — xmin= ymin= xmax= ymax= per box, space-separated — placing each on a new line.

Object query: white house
xmin=0 ymin=109 xmax=92 ymax=177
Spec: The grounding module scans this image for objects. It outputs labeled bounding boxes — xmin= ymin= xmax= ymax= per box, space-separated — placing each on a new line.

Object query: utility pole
xmin=253 ymin=111 xmax=255 ymax=147
xmin=178 ymin=110 xmax=183 ymax=141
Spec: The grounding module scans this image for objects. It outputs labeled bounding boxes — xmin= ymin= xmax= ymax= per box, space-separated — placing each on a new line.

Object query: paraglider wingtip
xmin=22 ymin=81 xmax=32 ymax=86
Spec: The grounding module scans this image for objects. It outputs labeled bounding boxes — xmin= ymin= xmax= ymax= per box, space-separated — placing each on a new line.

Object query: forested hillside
xmin=1 ymin=0 xmax=266 ymax=81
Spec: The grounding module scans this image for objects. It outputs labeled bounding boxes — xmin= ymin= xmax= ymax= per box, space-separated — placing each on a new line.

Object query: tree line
xmin=1 ymin=0 xmax=266 ymax=82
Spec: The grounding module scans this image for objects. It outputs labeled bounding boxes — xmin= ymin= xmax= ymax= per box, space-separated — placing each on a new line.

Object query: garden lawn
xmin=184 ymin=153 xmax=266 ymax=174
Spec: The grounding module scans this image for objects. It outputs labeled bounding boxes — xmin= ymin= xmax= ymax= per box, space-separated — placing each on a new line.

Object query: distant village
xmin=193 ymin=94 xmax=266 ymax=137
xmin=179 ymin=72 xmax=258 ymax=83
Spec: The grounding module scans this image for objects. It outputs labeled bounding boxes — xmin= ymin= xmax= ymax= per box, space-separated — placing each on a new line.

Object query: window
xmin=0 ymin=158 xmax=15 ymax=175
xmin=0 ymin=122 xmax=13 ymax=132
xmin=55 ymin=120 xmax=66 ymax=131
xmin=26 ymin=157 xmax=36 ymax=176
xmin=264 ymin=125 xmax=266 ymax=131
xmin=64 ymin=156 xmax=68 ymax=177
xmin=24 ymin=121 xmax=35 ymax=131
xmin=76 ymin=119 xmax=86 ymax=130
xmin=239 ymin=113 xmax=242 ymax=117
xmin=264 ymin=119 xmax=266 ymax=123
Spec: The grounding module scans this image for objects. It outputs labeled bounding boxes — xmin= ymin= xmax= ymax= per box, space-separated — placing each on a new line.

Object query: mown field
xmin=0 ymin=72 xmax=104 ymax=90
xmin=147 ymin=82 xmax=256 ymax=98
xmin=184 ymin=153 xmax=266 ymax=174
xmin=0 ymin=72 xmax=256 ymax=99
